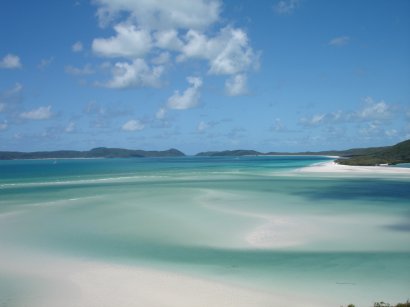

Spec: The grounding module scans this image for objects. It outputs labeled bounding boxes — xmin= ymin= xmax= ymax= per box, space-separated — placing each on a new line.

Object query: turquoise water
xmin=1 ymin=156 xmax=409 ymax=305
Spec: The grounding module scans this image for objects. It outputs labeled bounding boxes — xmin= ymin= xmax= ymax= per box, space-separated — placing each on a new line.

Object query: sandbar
xmin=296 ymin=161 xmax=410 ymax=175
xmin=0 ymin=250 xmax=331 ymax=307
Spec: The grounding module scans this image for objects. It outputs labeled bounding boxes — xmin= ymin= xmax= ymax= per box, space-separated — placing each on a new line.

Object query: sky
xmin=0 ymin=0 xmax=409 ymax=154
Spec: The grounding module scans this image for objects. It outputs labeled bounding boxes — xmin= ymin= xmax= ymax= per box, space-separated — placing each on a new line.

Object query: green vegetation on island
xmin=342 ymin=300 xmax=410 ymax=307
xmin=194 ymin=145 xmax=397 ymax=157
xmin=196 ymin=149 xmax=261 ymax=156
xmin=0 ymin=147 xmax=185 ymax=160
xmin=1 ymin=140 xmax=409 ymax=166
xmin=335 ymin=139 xmax=410 ymax=166
xmin=196 ymin=139 xmax=410 ymax=167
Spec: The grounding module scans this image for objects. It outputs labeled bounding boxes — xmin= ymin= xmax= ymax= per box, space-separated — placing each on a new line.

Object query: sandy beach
xmin=296 ymin=160 xmax=410 ymax=175
xmin=0 ymin=250 xmax=331 ymax=307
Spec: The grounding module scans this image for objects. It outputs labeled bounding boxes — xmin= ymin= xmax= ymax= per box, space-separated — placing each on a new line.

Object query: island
xmin=196 ymin=139 xmax=410 ymax=166
xmin=1 ymin=140 xmax=409 ymax=166
xmin=0 ymin=147 xmax=185 ymax=160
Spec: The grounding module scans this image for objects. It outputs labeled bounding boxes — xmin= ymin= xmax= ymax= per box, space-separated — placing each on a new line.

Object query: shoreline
xmin=296 ymin=160 xmax=410 ymax=175
xmin=0 ymin=250 xmax=331 ymax=307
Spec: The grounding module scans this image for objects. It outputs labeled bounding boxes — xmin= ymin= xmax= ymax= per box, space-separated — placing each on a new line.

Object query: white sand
xmin=0 ymin=250 xmax=331 ymax=307
xmin=296 ymin=161 xmax=410 ymax=175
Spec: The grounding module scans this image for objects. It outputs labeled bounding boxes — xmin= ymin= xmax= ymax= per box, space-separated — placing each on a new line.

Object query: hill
xmin=195 ymin=146 xmax=392 ymax=157
xmin=0 ymin=148 xmax=185 ymax=160
xmin=196 ymin=150 xmax=262 ymax=157
xmin=195 ymin=140 xmax=410 ymax=166
xmin=336 ymin=139 xmax=410 ymax=166
xmin=2 ymin=140 xmax=409 ymax=165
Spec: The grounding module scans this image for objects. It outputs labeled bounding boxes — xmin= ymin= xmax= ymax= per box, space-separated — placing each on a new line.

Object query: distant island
xmin=0 ymin=147 xmax=185 ymax=160
xmin=196 ymin=139 xmax=410 ymax=166
xmin=1 ymin=139 xmax=409 ymax=166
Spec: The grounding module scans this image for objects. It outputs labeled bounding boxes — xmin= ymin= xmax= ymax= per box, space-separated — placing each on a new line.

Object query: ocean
xmin=0 ymin=156 xmax=409 ymax=306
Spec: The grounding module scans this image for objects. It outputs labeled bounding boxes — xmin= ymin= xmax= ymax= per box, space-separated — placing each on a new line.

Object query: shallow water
xmin=0 ymin=156 xmax=409 ymax=305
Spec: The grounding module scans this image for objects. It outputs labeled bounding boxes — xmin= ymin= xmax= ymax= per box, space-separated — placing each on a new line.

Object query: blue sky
xmin=0 ymin=0 xmax=409 ymax=154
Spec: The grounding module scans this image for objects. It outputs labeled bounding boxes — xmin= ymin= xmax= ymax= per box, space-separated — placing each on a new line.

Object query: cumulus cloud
xmin=72 ymin=41 xmax=84 ymax=52
xmin=103 ymin=59 xmax=164 ymax=88
xmin=93 ymin=0 xmax=221 ymax=30
xmin=328 ymin=36 xmax=350 ymax=47
xmin=358 ymin=121 xmax=396 ymax=139
xmin=274 ymin=0 xmax=300 ymax=15
xmin=122 ymin=119 xmax=144 ymax=131
xmin=356 ymin=96 xmax=392 ymax=120
xmin=225 ymin=74 xmax=247 ymax=96
xmin=93 ymin=24 xmax=152 ymax=58
xmin=154 ymin=30 xmax=183 ymax=50
xmin=300 ymin=97 xmax=396 ymax=127
xmin=65 ymin=64 xmax=95 ymax=75
xmin=151 ymin=52 xmax=171 ymax=65
xmin=89 ymin=0 xmax=258 ymax=90
xmin=20 ymin=106 xmax=53 ymax=120
xmin=299 ymin=114 xmax=326 ymax=126
xmin=0 ymin=54 xmax=22 ymax=69
xmin=167 ymin=76 xmax=202 ymax=110
xmin=179 ymin=27 xmax=258 ymax=75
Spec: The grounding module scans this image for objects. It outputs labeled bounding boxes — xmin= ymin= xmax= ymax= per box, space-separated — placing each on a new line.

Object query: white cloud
xmin=197 ymin=121 xmax=208 ymax=132
xmin=225 ymin=74 xmax=247 ymax=96
xmin=93 ymin=0 xmax=221 ymax=30
xmin=274 ymin=0 xmax=300 ymax=15
xmin=154 ymin=30 xmax=183 ymax=50
xmin=356 ymin=97 xmax=391 ymax=120
xmin=300 ymin=97 xmax=396 ymax=127
xmin=65 ymin=64 xmax=95 ymax=75
xmin=103 ymin=59 xmax=163 ymax=88
xmin=329 ymin=36 xmax=350 ymax=47
xmin=84 ymin=100 xmax=104 ymax=115
xmin=167 ymin=76 xmax=202 ymax=110
xmin=156 ymin=107 xmax=167 ymax=119
xmin=359 ymin=122 xmax=383 ymax=137
xmin=151 ymin=51 xmax=171 ymax=65
xmin=209 ymin=29 xmax=257 ymax=75
xmin=0 ymin=54 xmax=22 ymax=69
xmin=93 ymin=24 xmax=152 ymax=58
xmin=299 ymin=114 xmax=326 ymax=126
xmin=89 ymin=0 xmax=258 ymax=94
xmin=0 ymin=120 xmax=7 ymax=131
xmin=65 ymin=122 xmax=76 ymax=133
xmin=385 ymin=129 xmax=397 ymax=137
xmin=90 ymin=0 xmax=258 ymax=94
xmin=122 ymin=119 xmax=144 ymax=131
xmin=271 ymin=118 xmax=286 ymax=132
xmin=180 ymin=27 xmax=258 ymax=75
xmin=20 ymin=106 xmax=53 ymax=120
xmin=38 ymin=57 xmax=54 ymax=70
xmin=7 ymin=82 xmax=23 ymax=96
xmin=72 ymin=41 xmax=84 ymax=52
